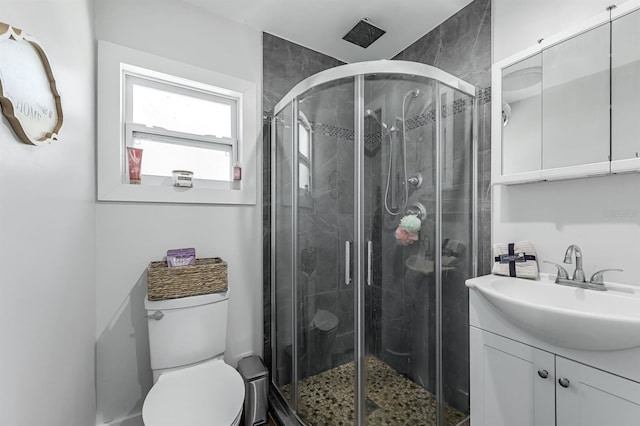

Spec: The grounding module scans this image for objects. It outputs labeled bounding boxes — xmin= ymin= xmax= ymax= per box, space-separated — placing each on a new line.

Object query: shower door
xmin=357 ymin=75 xmax=475 ymax=426
xmin=273 ymin=77 xmax=357 ymax=425
xmin=272 ymin=62 xmax=476 ymax=426
xmin=294 ymin=77 xmax=356 ymax=424
xmin=358 ymin=74 xmax=441 ymax=425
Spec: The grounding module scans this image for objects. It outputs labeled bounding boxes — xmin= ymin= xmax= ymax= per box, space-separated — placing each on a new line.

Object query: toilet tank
xmin=145 ymin=291 xmax=229 ymax=371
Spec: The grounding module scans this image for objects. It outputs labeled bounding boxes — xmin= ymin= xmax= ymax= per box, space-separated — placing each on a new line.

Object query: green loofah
xmin=400 ymin=214 xmax=421 ymax=233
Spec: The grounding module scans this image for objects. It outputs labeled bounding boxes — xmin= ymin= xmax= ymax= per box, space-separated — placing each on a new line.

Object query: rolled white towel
xmin=492 ymin=241 xmax=539 ymax=280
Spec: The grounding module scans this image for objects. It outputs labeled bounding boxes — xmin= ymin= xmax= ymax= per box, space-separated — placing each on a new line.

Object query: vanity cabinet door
xmin=556 ymin=356 xmax=640 ymax=426
xmin=612 ymin=8 xmax=640 ymax=172
xmin=470 ymin=328 xmax=555 ymax=426
xmin=556 ymin=357 xmax=640 ymax=426
xmin=541 ymin=23 xmax=611 ymax=177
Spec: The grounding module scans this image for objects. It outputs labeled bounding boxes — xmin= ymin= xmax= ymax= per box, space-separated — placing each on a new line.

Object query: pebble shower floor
xmin=282 ymin=356 xmax=465 ymax=426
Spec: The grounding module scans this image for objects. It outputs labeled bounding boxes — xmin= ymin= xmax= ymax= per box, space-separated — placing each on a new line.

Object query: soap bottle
xmin=233 ymin=162 xmax=242 ymax=181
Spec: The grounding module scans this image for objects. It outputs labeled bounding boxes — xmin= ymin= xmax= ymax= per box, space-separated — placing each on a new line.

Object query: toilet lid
xmin=143 ymin=359 xmax=245 ymax=426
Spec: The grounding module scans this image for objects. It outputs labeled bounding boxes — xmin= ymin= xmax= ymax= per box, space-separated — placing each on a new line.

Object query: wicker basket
xmin=147 ymin=257 xmax=228 ymax=301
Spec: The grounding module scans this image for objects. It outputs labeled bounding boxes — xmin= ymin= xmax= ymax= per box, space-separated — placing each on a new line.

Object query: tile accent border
xmin=264 ymin=89 xmax=490 ymax=145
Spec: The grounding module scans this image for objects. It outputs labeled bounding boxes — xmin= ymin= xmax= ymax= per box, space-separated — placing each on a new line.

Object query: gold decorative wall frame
xmin=0 ymin=22 xmax=63 ymax=146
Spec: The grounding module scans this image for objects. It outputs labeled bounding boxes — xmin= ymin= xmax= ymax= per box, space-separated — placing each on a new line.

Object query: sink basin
xmin=467 ymin=275 xmax=640 ymax=351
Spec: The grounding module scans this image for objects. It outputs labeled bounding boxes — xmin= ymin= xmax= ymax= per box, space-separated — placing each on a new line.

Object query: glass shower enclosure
xmin=271 ymin=61 xmax=477 ymax=426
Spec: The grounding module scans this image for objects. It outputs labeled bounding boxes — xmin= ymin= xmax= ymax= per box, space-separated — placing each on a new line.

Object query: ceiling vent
xmin=342 ymin=19 xmax=386 ymax=49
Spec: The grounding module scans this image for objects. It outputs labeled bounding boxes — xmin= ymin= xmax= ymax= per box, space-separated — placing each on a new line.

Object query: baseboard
xmin=96 ymin=412 xmax=143 ymax=426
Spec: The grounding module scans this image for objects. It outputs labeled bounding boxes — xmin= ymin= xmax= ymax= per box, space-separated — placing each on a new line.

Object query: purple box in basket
xmin=167 ymin=248 xmax=196 ymax=267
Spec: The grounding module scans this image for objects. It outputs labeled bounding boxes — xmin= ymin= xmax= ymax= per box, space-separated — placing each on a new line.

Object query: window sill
xmin=98 ymin=183 xmax=254 ymax=205
xmin=136 ymin=175 xmax=241 ymax=190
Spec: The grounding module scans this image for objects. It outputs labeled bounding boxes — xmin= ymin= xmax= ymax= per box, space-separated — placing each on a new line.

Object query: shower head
xmin=343 ymin=19 xmax=386 ymax=49
xmin=365 ymin=109 xmax=389 ymax=131
xmin=401 ymin=89 xmax=422 ymax=120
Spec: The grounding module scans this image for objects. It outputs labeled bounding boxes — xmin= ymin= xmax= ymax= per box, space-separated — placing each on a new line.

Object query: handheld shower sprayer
xmin=383 ymin=88 xmax=422 ymax=216
xmin=404 ymin=89 xmax=421 ymax=101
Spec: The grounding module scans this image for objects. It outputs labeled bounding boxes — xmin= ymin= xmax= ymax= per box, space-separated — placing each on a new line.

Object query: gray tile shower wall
xmin=263 ymin=33 xmax=345 ymax=116
xmin=391 ymin=0 xmax=492 ymax=414
xmin=477 ymin=89 xmax=492 ymax=276
xmin=392 ymin=0 xmax=492 ymax=277
xmin=263 ymin=32 xmax=345 ymax=372
xmin=393 ymin=0 xmax=491 ymax=89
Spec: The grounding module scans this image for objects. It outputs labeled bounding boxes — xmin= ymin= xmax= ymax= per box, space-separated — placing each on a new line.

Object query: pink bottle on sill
xmin=127 ymin=147 xmax=143 ymax=184
xmin=233 ymin=162 xmax=242 ymax=181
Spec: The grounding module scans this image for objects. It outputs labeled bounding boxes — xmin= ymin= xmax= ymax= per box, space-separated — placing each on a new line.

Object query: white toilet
xmin=142 ymin=291 xmax=245 ymax=426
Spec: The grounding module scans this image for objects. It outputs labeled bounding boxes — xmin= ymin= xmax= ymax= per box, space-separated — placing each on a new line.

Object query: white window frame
xmin=126 ymin=123 xmax=238 ymax=190
xmin=97 ymin=40 xmax=257 ymax=204
xmin=123 ymin=72 xmax=241 ymax=190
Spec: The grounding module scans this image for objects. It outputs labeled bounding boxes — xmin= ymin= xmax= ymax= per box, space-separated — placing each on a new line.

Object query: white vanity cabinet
xmin=470 ymin=328 xmax=555 ymax=426
xmin=555 ymin=356 xmax=640 ymax=426
xmin=470 ymin=328 xmax=640 ymax=426
xmin=492 ymin=1 xmax=640 ymax=184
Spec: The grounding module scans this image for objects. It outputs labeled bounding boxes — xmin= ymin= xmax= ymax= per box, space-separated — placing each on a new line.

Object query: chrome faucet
xmin=543 ymin=244 xmax=624 ymax=291
xmin=563 ymin=245 xmax=586 ymax=283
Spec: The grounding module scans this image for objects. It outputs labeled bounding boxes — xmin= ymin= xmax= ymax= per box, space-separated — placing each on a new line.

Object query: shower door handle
xmin=367 ymin=241 xmax=373 ymax=286
xmin=345 ymin=240 xmax=352 ymax=285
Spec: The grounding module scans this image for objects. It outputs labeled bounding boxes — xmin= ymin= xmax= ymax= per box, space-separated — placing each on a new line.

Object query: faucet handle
xmin=543 ymin=261 xmax=570 ymax=282
xmin=589 ymin=269 xmax=623 ymax=285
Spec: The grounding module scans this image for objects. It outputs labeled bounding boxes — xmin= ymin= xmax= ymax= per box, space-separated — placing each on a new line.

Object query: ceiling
xmin=180 ymin=0 xmax=473 ymax=63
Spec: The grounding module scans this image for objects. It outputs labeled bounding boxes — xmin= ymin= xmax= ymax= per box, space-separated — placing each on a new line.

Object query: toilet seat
xmin=142 ymin=359 xmax=244 ymax=426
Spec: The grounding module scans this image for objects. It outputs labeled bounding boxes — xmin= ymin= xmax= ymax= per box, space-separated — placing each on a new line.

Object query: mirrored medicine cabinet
xmin=492 ymin=2 xmax=640 ymax=184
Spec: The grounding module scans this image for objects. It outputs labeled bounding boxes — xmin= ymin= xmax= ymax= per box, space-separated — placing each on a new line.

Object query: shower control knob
xmin=537 ymin=369 xmax=549 ymax=379
xmin=558 ymin=378 xmax=570 ymax=388
xmin=407 ymin=173 xmax=423 ymax=188
xmin=145 ymin=311 xmax=164 ymax=321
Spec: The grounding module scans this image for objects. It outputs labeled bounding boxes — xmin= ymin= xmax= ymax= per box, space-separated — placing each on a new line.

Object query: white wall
xmin=492 ymin=0 xmax=640 ymax=285
xmin=0 ymin=1 xmax=96 ymax=425
xmin=493 ymin=0 xmax=627 ymax=62
xmin=94 ymin=1 xmax=263 ymax=424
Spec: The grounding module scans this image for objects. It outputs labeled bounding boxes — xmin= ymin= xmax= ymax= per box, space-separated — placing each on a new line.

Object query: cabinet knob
xmin=537 ymin=369 xmax=549 ymax=379
xmin=558 ymin=378 xmax=570 ymax=388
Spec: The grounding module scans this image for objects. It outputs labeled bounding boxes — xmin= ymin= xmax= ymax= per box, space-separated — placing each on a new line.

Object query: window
xmin=97 ymin=40 xmax=257 ymax=204
xmin=124 ymin=73 xmax=240 ymax=189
